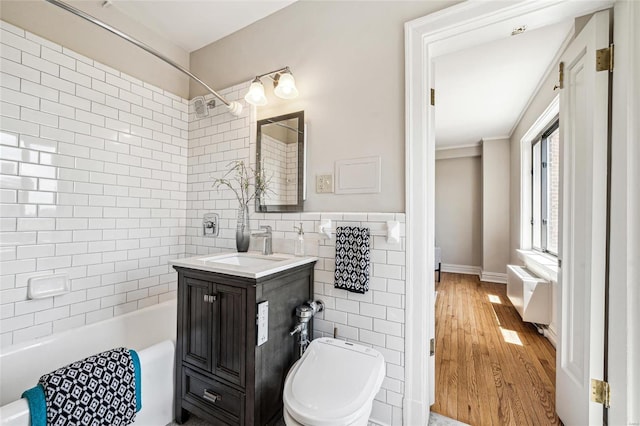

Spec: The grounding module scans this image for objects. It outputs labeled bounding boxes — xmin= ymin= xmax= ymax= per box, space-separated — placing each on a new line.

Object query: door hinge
xmin=558 ymin=62 xmax=564 ymax=89
xmin=430 ymin=88 xmax=435 ymax=106
xmin=596 ymin=44 xmax=614 ymax=72
xmin=429 ymin=338 xmax=435 ymax=356
xmin=591 ymin=378 xmax=611 ymax=408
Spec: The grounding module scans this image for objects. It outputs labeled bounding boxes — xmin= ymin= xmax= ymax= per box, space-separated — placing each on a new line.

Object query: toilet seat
xmin=283 ymin=338 xmax=385 ymax=426
xmin=283 ymin=402 xmax=374 ymax=426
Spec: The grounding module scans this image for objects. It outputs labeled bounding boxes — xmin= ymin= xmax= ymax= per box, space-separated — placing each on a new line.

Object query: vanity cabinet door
xmin=182 ymin=277 xmax=214 ymax=372
xmin=212 ymin=283 xmax=247 ymax=387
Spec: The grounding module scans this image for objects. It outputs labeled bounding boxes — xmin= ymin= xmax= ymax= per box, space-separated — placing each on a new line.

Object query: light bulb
xmin=274 ymin=72 xmax=299 ymax=100
xmin=244 ymin=79 xmax=267 ymax=106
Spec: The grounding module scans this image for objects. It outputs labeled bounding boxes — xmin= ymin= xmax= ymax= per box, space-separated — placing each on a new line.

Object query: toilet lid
xmin=283 ymin=338 xmax=385 ymax=426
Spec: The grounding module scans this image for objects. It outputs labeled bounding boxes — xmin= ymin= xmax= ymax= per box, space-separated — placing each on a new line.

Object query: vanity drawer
xmin=182 ymin=367 xmax=245 ymax=424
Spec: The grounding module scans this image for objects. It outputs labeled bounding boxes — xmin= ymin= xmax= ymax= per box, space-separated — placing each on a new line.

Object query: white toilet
xmin=283 ymin=337 xmax=386 ymax=426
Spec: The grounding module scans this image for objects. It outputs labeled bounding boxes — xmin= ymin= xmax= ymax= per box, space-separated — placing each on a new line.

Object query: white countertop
xmin=169 ymin=251 xmax=318 ymax=279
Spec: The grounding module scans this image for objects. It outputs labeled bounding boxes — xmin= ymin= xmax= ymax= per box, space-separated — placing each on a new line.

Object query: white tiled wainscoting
xmin=313 ymin=212 xmax=406 ymax=425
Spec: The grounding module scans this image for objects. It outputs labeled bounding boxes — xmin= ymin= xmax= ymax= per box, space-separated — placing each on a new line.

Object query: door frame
xmin=608 ymin=1 xmax=640 ymax=424
xmin=403 ymin=1 xmax=637 ymax=424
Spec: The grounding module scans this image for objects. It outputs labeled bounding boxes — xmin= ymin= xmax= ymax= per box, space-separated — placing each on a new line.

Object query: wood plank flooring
xmin=432 ymin=273 xmax=561 ymax=426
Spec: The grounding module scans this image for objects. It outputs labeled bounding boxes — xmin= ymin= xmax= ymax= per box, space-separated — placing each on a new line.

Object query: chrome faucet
xmin=253 ymin=225 xmax=273 ymax=255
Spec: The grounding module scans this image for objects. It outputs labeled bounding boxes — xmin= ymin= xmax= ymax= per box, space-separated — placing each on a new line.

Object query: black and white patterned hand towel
xmin=38 ymin=347 xmax=139 ymax=426
xmin=335 ymin=226 xmax=370 ymax=294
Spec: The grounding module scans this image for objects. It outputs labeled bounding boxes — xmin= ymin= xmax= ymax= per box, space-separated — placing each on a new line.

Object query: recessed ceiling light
xmin=511 ymin=25 xmax=527 ymax=36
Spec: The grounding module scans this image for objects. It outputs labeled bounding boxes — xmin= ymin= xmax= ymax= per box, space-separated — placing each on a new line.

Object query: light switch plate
xmin=257 ymin=301 xmax=268 ymax=346
xmin=316 ymin=174 xmax=333 ymax=193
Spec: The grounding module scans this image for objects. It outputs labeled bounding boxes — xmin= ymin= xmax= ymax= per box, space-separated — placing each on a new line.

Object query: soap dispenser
xmin=294 ymin=222 xmax=305 ymax=256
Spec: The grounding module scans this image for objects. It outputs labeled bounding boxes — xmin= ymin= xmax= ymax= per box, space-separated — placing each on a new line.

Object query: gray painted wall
xmin=482 ymin=138 xmax=510 ymax=275
xmin=435 ymin=140 xmax=510 ymax=276
xmin=435 ymin=156 xmax=482 ymax=267
xmin=190 ymin=1 xmax=459 ymax=212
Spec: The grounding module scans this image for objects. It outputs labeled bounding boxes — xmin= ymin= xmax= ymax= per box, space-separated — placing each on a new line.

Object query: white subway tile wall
xmin=0 ymin=20 xmax=187 ymax=347
xmin=187 ymin=88 xmax=406 ymax=426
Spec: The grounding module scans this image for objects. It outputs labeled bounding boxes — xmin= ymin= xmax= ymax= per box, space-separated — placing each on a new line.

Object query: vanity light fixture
xmin=244 ymin=66 xmax=299 ymax=106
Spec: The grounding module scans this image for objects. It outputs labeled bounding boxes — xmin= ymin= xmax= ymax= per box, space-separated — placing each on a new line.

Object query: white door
xmin=556 ymin=9 xmax=610 ymax=425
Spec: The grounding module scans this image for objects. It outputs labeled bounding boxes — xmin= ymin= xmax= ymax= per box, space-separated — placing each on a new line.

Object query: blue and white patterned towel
xmin=335 ymin=226 xmax=370 ymax=294
xmin=22 ymin=347 xmax=141 ymax=426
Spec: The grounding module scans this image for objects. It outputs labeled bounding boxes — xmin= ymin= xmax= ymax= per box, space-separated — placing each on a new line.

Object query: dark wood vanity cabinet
xmin=173 ymin=262 xmax=315 ymax=426
xmin=181 ymin=278 xmax=246 ymax=386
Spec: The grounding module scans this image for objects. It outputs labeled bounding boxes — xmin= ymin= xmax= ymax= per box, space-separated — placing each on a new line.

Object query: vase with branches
xmin=212 ymin=160 xmax=270 ymax=252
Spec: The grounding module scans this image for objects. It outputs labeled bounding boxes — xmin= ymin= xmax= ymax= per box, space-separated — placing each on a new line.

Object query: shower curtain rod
xmin=44 ymin=0 xmax=243 ymax=116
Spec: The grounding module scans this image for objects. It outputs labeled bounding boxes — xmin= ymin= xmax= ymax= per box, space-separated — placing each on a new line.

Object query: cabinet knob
xmin=203 ymin=294 xmax=217 ymax=303
xmin=203 ymin=389 xmax=221 ymax=404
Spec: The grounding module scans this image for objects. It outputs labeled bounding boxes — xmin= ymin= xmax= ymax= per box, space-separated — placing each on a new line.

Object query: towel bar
xmin=317 ymin=219 xmax=401 ymax=242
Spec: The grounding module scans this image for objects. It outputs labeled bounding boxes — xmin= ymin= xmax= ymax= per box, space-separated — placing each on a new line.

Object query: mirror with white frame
xmin=256 ymin=111 xmax=305 ymax=212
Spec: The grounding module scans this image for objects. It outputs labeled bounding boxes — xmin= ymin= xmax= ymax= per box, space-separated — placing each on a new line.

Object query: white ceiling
xmin=435 ymin=20 xmax=573 ymax=148
xmin=109 ymin=0 xmax=296 ymax=52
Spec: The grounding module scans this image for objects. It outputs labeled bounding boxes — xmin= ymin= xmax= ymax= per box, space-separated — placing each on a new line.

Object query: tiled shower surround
xmin=0 ymin=21 xmax=188 ymax=347
xmin=1 ymin=21 xmax=406 ymax=425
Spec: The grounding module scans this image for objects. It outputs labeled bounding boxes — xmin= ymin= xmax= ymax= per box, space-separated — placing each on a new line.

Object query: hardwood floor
xmin=432 ymin=273 xmax=561 ymax=426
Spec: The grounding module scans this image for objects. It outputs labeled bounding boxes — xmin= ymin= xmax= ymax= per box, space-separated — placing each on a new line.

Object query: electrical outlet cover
xmin=257 ymin=301 xmax=268 ymax=346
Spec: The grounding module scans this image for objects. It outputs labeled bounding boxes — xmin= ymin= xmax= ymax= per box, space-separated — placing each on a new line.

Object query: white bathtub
xmin=0 ymin=300 xmax=177 ymax=426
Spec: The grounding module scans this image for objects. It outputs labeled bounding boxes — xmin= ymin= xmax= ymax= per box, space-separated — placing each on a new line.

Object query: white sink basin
xmin=169 ymin=252 xmax=318 ymax=279
xmin=202 ymin=254 xmax=288 ymax=268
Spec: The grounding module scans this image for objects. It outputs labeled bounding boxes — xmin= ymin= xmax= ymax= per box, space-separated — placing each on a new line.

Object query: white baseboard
xmin=440 ymin=265 xmax=507 ymax=284
xmin=441 ymin=263 xmax=481 ymax=276
xmin=480 ymin=270 xmax=507 ymax=284
xmin=544 ymin=325 xmax=558 ymax=348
